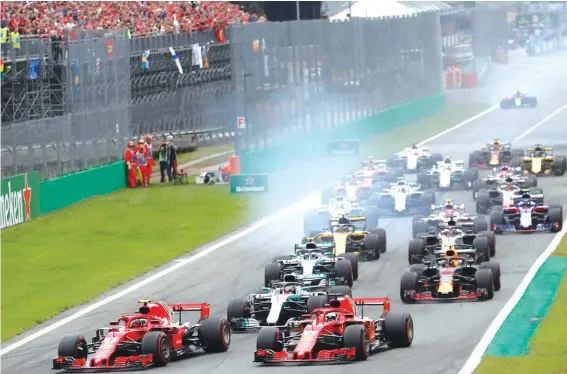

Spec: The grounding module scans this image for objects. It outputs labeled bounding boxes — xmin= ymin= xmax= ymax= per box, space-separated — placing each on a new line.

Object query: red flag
xmin=105 ymin=40 xmax=114 ymax=59
xmin=216 ymin=28 xmax=225 ymax=43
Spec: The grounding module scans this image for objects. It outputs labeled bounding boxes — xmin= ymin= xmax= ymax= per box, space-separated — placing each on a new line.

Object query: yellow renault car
xmin=518 ymin=145 xmax=566 ymax=176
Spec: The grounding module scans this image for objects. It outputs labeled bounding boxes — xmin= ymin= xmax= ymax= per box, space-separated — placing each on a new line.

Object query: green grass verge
xmin=0 ymin=101 xmax=489 ymax=342
xmin=474 ymin=235 xmax=567 ymax=374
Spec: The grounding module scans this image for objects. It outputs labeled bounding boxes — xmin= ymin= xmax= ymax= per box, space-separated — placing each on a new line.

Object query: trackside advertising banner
xmin=0 ymin=172 xmax=40 ymax=229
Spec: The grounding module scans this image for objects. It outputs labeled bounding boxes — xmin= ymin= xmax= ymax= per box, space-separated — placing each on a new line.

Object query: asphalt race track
xmin=3 ymin=70 xmax=567 ymax=374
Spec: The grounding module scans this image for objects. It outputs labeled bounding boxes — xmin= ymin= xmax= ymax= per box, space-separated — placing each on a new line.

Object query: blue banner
xmin=27 ymin=58 xmax=40 ymax=80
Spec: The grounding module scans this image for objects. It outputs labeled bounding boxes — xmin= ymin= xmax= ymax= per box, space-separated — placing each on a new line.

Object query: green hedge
xmin=39 ymin=162 xmax=126 ymax=215
xmin=240 ymin=94 xmax=445 ymax=174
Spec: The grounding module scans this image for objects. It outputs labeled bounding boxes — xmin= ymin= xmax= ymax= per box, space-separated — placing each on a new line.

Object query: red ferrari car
xmin=52 ymin=300 xmax=231 ymax=371
xmin=253 ymin=296 xmax=413 ymax=363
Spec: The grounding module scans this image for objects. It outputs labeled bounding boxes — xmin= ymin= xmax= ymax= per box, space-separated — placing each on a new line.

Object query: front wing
xmin=403 ymin=289 xmax=489 ymax=302
xmin=254 ymin=348 xmax=356 ymax=364
xmin=493 ymin=223 xmax=558 ymax=233
xmin=53 ymin=355 xmax=154 ymax=371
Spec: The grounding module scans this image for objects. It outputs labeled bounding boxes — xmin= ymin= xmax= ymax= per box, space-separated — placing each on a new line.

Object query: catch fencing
xmin=1 ymin=9 xmax=481 ymax=179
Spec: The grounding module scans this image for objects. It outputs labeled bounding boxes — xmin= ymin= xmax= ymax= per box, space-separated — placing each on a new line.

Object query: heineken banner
xmin=230 ymin=174 xmax=269 ymax=194
xmin=327 ymin=139 xmax=360 ymax=156
xmin=0 ymin=172 xmax=40 ymax=229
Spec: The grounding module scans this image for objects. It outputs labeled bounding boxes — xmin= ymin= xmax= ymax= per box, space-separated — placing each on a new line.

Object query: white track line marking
xmin=514 ymin=102 xmax=567 ymax=141
xmin=0 ymin=63 xmax=557 ymax=356
xmin=457 ymin=222 xmax=567 ymax=374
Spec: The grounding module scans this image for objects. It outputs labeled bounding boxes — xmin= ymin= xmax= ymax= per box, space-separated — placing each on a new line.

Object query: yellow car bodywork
xmin=304 ymin=230 xmax=368 ymax=256
xmin=520 ymin=148 xmax=555 ymax=175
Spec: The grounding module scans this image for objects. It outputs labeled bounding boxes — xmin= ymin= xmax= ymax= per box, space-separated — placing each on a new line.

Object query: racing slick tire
xmin=524 ymin=96 xmax=537 ymax=108
xmin=335 ymin=260 xmax=354 ymax=287
xmin=364 ymin=233 xmax=381 ymax=260
xmin=548 ymin=207 xmax=563 ymax=232
xmin=417 ymin=173 xmax=430 ymax=188
xmin=256 ymin=327 xmax=283 ymax=352
xmin=476 ymin=193 xmax=490 ymax=214
xmin=475 ymin=269 xmax=495 ymax=300
xmin=473 ymin=217 xmax=489 ymax=233
xmin=307 ymin=295 xmax=328 ymax=313
xmin=500 ymin=98 xmax=511 ymax=109
xmin=141 ymin=331 xmax=171 ymax=366
xmin=370 ymin=228 xmax=387 ymax=253
xmin=463 ymin=168 xmax=479 ymax=189
xmin=478 ymin=230 xmax=496 ymax=257
xmin=428 ymin=153 xmax=443 ymax=166
xmin=529 ymin=187 xmax=544 ymax=195
xmin=420 ymin=191 xmax=436 ymax=212
xmin=472 ymin=180 xmax=486 ymax=200
xmin=343 ymin=252 xmax=359 ymax=280
xmin=58 ymin=334 xmax=89 ymax=360
xmin=553 ymin=156 xmax=567 ymax=176
xmin=408 ymin=264 xmax=427 ymax=275
xmin=525 ymin=174 xmax=537 ymax=187
xmin=264 ymin=263 xmax=281 ymax=287
xmin=469 ymin=151 xmax=482 ymax=168
xmin=473 ymin=236 xmax=490 ymax=262
xmin=408 ymin=239 xmax=425 ymax=264
xmin=400 ymin=271 xmax=419 ymax=303
xmin=491 ymin=205 xmax=503 ymax=211
xmin=480 ymin=261 xmax=502 ymax=291
xmin=510 ymin=157 xmax=521 ymax=168
xmin=200 ymin=317 xmax=231 ymax=353
xmin=412 ymin=220 xmax=429 ymax=238
xmin=344 ymin=324 xmax=370 ymax=361
xmin=227 ymin=298 xmax=251 ymax=330
xmin=384 ymin=312 xmax=414 ymax=348
xmin=490 ymin=209 xmax=504 ymax=233
xmin=511 ymin=149 xmax=525 ymax=158
xmin=328 ymin=285 xmax=352 ymax=297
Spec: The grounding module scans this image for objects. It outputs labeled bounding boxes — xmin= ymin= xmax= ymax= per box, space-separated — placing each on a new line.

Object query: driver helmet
xmin=505 ymin=184 xmax=515 ymax=191
xmin=493 ymin=139 xmax=501 ymax=146
xmin=444 ymin=156 xmax=451 ymax=164
xmin=501 ymin=166 xmax=509 ymax=172
xmin=411 ymin=143 xmax=418 ymax=150
xmin=131 ymin=318 xmax=147 ymax=329
xmin=448 ymin=258 xmax=460 ymax=268
xmin=283 ymin=285 xmax=296 ymax=294
xmin=325 ymin=312 xmax=339 ymax=322
xmin=515 ymin=90 xmax=521 ymax=96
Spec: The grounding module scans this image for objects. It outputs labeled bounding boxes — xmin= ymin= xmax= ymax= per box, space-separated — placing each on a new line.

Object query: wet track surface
xmin=3 ymin=60 xmax=567 ymax=374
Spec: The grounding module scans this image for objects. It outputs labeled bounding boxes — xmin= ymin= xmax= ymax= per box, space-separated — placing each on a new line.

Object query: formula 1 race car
xmin=468 ymin=140 xmax=524 ymax=168
xmin=360 ymin=157 xmax=404 ymax=183
xmin=52 ymin=300 xmax=230 ymax=371
xmin=472 ymin=170 xmax=537 ymax=200
xmin=374 ymin=180 xmax=435 ymax=216
xmin=408 ymin=224 xmax=494 ymax=265
xmin=303 ymin=197 xmax=378 ymax=234
xmin=516 ymin=145 xmax=567 ymax=176
xmin=490 ymin=198 xmax=563 ymax=234
xmin=227 ymin=278 xmax=352 ymax=331
xmin=499 ymin=92 xmax=537 ymax=109
xmin=253 ymin=296 xmax=413 ymax=363
xmin=400 ymin=257 xmax=501 ymax=302
xmin=387 ymin=145 xmax=443 ymax=172
xmin=303 ymin=217 xmax=387 ymax=260
xmin=475 ymin=181 xmax=544 ymax=215
xmin=266 ymin=242 xmax=358 ymax=286
xmin=417 ymin=158 xmax=478 ymax=190
xmin=412 ymin=200 xmax=489 ymax=237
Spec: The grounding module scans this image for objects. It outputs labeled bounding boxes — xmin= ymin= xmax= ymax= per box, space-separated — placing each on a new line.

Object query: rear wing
xmin=353 ymin=297 xmax=391 ymax=315
xmin=167 ymin=303 xmax=210 ymax=322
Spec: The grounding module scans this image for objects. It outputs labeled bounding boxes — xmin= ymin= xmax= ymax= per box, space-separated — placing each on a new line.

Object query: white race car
xmin=417 ymin=158 xmax=478 ymax=190
xmin=387 ymin=146 xmax=443 ymax=172
xmin=374 ymin=180 xmax=435 ymax=215
xmin=412 ymin=199 xmax=488 ymax=237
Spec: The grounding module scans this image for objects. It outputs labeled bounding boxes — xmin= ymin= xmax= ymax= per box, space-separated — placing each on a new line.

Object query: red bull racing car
xmin=253 ymin=295 xmax=413 ymax=363
xmin=52 ymin=300 xmax=230 ymax=371
xmin=400 ymin=256 xmax=501 ymax=302
xmin=468 ymin=139 xmax=524 ymax=168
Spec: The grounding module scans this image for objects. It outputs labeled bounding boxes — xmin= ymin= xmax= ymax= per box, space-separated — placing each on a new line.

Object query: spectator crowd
xmin=1 ymin=1 xmax=264 ymax=38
